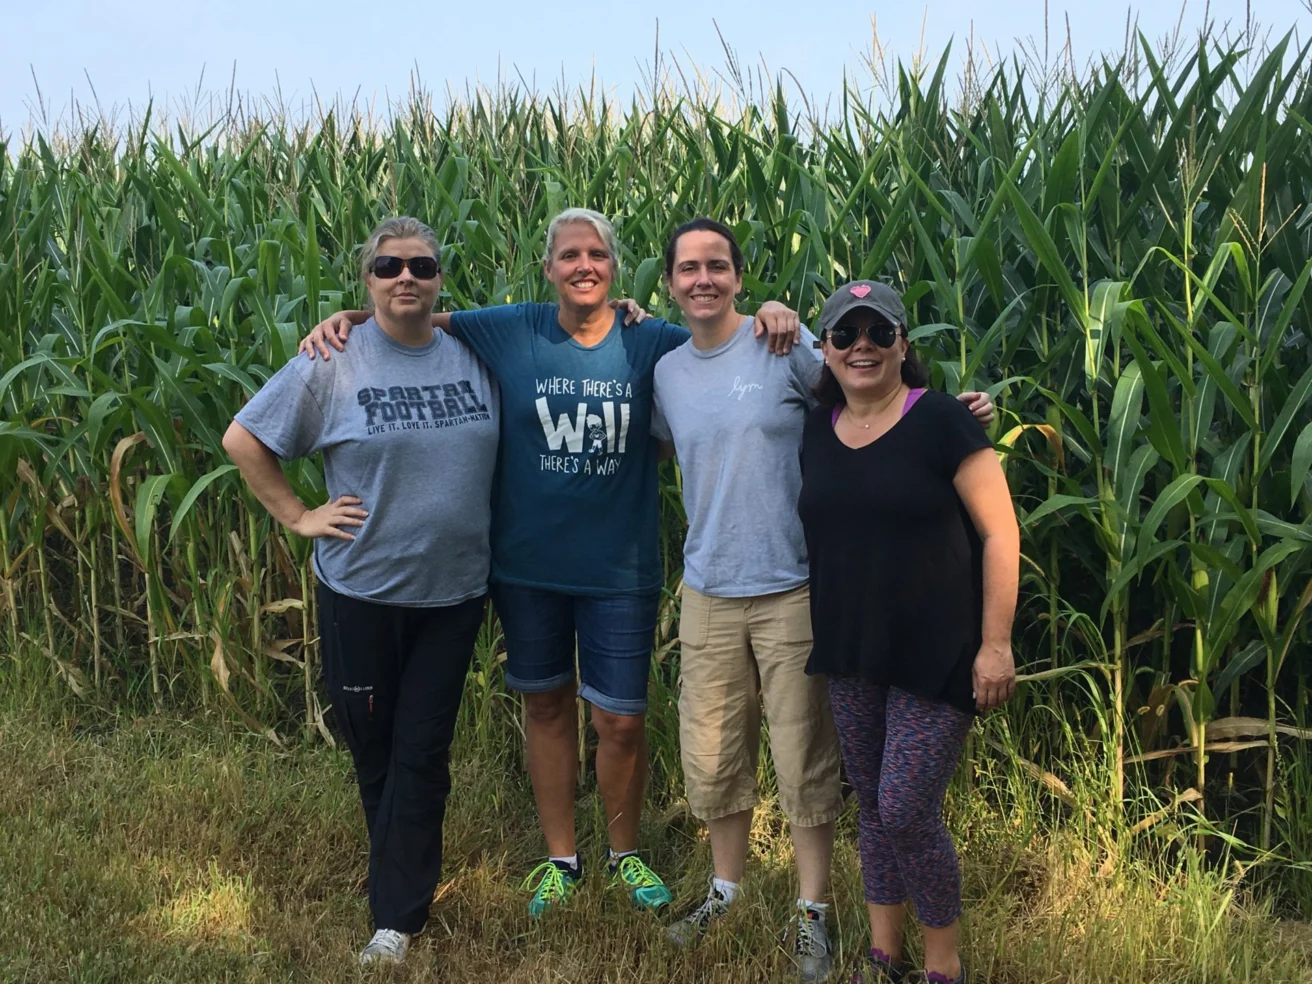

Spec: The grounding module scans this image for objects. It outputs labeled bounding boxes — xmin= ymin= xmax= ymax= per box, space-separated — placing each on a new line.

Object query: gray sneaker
xmin=359 ymin=928 xmax=411 ymax=966
xmin=793 ymin=908 xmax=834 ymax=982
xmin=667 ymin=883 xmax=731 ymax=947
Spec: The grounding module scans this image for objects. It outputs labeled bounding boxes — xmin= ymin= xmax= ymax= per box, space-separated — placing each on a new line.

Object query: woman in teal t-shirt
xmin=300 ymin=208 xmax=800 ymax=918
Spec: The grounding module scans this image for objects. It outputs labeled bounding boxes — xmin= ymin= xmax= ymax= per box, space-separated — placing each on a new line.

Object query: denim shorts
xmin=490 ymin=584 xmax=660 ymax=716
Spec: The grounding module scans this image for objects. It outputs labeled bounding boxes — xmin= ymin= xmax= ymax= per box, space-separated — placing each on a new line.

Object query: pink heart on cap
xmin=849 ymin=284 xmax=872 ymax=298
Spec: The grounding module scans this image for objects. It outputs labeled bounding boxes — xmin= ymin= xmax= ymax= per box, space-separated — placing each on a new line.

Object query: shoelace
xmin=794 ymin=912 xmax=829 ymax=957
xmin=368 ymin=929 xmax=408 ymax=956
xmin=613 ymin=854 xmax=662 ymax=888
xmin=522 ymin=860 xmax=572 ymax=900
xmin=683 ymin=891 xmax=730 ymax=929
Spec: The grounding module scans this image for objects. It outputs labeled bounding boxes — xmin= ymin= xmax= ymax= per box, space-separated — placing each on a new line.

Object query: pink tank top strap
xmin=901 ymin=388 xmax=927 ymax=417
xmin=832 ymin=388 xmax=928 ymax=429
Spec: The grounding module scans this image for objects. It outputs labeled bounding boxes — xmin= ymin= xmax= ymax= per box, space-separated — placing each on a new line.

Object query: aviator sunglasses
xmin=372 ymin=255 xmax=441 ymax=280
xmin=824 ymin=319 xmax=905 ymax=350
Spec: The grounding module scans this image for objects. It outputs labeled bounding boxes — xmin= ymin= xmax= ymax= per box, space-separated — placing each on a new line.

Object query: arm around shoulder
xmin=300 ymin=309 xmax=370 ymax=360
xmin=789 ymin=328 xmax=824 ymax=399
xmin=440 ymin=302 xmax=538 ymax=367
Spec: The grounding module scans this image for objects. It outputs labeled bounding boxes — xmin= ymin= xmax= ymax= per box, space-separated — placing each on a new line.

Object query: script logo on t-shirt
xmin=358 ymin=382 xmax=491 ymax=435
xmin=728 ymin=375 xmax=764 ymax=400
xmin=534 ymin=375 xmax=633 ymax=476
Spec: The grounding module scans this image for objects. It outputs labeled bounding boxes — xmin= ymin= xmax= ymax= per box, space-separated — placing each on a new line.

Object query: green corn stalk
xmin=0 ymin=30 xmax=1309 ymax=868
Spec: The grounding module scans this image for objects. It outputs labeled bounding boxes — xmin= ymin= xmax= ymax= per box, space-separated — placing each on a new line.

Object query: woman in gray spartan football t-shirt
xmin=223 ymin=217 xmax=499 ymax=968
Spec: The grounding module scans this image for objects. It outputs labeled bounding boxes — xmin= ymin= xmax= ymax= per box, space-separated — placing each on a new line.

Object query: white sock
xmin=549 ymin=854 xmax=579 ymax=870
xmin=798 ymin=898 xmax=828 ymax=920
xmin=608 ymin=848 xmax=637 ymax=862
xmin=712 ymin=877 xmax=740 ymax=903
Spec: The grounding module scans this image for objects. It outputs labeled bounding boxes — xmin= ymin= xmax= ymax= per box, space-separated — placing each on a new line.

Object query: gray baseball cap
xmin=815 ymin=280 xmax=906 ymax=334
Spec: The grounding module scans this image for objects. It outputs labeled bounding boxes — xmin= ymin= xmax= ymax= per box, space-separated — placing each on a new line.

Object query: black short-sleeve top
xmin=798 ymin=389 xmax=993 ymax=713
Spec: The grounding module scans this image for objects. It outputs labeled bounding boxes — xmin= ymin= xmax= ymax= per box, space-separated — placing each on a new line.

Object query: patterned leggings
xmin=827 ymin=678 xmax=974 ymax=928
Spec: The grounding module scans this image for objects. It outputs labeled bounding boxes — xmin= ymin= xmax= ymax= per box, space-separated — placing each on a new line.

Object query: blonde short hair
xmin=542 ymin=208 xmax=620 ymax=275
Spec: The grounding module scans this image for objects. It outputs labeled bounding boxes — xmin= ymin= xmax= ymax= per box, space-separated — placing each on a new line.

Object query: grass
xmin=1 ymin=696 xmax=1310 ymax=984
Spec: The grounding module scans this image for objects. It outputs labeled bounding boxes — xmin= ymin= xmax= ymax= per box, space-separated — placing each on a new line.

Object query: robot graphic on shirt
xmin=586 ymin=415 xmax=607 ymax=454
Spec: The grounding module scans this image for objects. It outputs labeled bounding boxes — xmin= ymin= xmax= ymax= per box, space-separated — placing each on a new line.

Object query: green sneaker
xmin=522 ymin=860 xmax=581 ymax=917
xmin=608 ymin=854 xmax=673 ymax=912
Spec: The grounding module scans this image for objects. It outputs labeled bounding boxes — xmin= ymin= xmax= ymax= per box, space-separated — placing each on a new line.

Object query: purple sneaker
xmin=847 ymin=947 xmax=905 ymax=983
xmin=925 ymin=969 xmax=967 ymax=984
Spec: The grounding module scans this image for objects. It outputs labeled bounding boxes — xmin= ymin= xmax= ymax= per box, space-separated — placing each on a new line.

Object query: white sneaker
xmin=359 ymin=928 xmax=411 ymax=966
xmin=793 ymin=908 xmax=834 ymax=982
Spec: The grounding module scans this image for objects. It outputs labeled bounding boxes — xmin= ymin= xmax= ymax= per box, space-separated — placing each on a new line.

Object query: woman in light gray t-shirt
xmin=222 ymin=217 xmax=498 ymax=968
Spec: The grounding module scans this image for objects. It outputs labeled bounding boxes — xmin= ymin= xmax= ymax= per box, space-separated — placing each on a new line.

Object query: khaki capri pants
xmin=677 ymin=584 xmax=844 ymax=827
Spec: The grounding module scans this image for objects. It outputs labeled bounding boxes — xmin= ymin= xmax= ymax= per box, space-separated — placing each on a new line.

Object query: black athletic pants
xmin=318 ymin=583 xmax=486 ymax=934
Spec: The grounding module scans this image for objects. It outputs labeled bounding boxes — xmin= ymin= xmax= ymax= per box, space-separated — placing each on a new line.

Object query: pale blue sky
xmin=2 ymin=1 xmax=1308 ymax=135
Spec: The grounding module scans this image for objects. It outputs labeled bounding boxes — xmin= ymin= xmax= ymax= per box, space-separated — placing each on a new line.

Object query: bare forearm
xmin=337 ymin=309 xmax=452 ymax=332
xmin=221 ymin=423 xmax=308 ymax=531
xmin=979 ymin=527 xmax=1020 ymax=647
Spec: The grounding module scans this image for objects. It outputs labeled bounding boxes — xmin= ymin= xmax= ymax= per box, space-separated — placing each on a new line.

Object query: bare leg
xmin=523 ymin=686 xmax=578 ymax=857
xmin=707 ymin=809 xmax=753 ymax=883
xmin=790 ymin=820 xmax=835 ymax=902
xmin=590 ymin=706 xmax=647 ymax=854
xmin=869 ymin=902 xmax=907 ymax=964
xmin=922 ymin=921 xmax=962 ymax=979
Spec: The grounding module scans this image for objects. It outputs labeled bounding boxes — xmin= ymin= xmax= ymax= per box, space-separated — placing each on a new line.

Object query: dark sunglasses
xmin=824 ymin=320 xmax=904 ymax=350
xmin=372 ymin=255 xmax=440 ymax=280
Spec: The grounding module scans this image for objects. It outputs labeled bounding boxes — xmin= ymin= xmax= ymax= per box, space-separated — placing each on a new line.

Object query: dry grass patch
xmin=0 ymin=705 xmax=1309 ymax=983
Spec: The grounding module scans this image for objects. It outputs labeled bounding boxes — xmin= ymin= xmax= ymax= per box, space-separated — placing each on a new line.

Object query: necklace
xmin=843 ymin=387 xmax=905 ymax=430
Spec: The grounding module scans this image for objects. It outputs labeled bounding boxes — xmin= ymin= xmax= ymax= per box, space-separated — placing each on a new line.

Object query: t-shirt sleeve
xmin=931 ymin=391 xmax=994 ymax=478
xmin=650 ymin=393 xmax=672 ymax=442
xmin=789 ymin=325 xmax=825 ymax=406
xmin=655 ymin=319 xmax=692 ymax=356
xmin=233 ymin=358 xmax=329 ymax=460
xmin=448 ymin=302 xmax=538 ymax=374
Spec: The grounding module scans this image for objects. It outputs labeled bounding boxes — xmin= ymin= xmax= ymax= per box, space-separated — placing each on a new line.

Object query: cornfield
xmin=3 ymin=30 xmax=1312 ymax=908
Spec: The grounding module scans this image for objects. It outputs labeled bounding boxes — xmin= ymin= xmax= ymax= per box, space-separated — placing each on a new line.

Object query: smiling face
xmin=823 ymin=307 xmax=907 ymax=401
xmin=364 ymin=236 xmax=442 ymax=322
xmin=543 ymin=221 xmax=615 ymax=309
xmin=667 ymin=229 xmax=742 ymax=328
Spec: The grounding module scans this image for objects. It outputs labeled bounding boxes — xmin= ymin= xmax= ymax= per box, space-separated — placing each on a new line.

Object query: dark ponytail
xmin=812 ymin=330 xmax=930 ymax=407
xmin=813 ymin=364 xmax=843 ymax=408
xmin=901 ymin=347 xmax=930 ymax=387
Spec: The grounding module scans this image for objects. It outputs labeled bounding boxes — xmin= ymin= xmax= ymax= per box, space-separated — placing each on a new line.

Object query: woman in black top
xmin=798 ymin=281 xmax=1019 ymax=984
